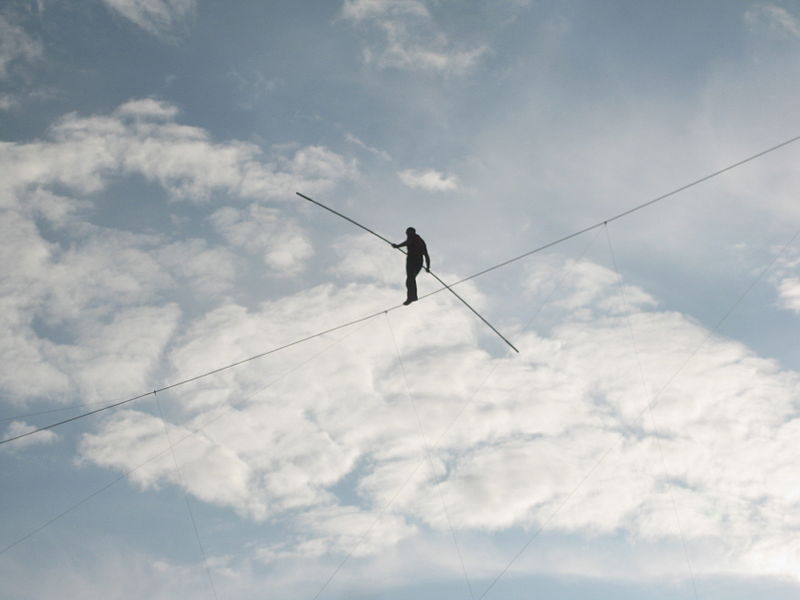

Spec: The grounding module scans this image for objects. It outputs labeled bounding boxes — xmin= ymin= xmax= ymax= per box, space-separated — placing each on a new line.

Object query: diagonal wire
xmin=155 ymin=392 xmax=219 ymax=600
xmin=385 ymin=312 xmax=476 ymax=600
xmin=604 ymin=223 xmax=699 ymax=600
xmin=477 ymin=227 xmax=800 ymax=599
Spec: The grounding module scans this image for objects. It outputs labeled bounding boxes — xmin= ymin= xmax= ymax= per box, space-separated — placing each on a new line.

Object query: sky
xmin=2 ymin=1 xmax=800 ymax=598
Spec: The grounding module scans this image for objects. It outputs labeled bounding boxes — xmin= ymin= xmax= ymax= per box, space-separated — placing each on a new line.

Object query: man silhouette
xmin=392 ymin=227 xmax=430 ymax=305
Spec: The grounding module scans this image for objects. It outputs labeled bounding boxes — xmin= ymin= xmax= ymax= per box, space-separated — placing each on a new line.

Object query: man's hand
xmin=425 ymin=266 xmax=430 ymax=273
xmin=391 ymin=243 xmax=399 ymax=249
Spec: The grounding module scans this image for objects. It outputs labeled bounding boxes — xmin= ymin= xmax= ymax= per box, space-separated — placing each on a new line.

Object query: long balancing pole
xmin=296 ymin=192 xmax=519 ymax=354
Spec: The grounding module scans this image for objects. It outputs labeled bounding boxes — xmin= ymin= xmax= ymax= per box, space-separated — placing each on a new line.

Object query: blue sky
xmin=2 ymin=1 xmax=800 ymax=598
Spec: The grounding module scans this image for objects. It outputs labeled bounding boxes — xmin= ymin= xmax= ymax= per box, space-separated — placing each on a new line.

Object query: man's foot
xmin=403 ymin=298 xmax=416 ymax=306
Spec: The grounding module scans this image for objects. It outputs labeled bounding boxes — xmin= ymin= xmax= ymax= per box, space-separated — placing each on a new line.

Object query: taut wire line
xmin=4 ymin=132 xmax=799 ymax=446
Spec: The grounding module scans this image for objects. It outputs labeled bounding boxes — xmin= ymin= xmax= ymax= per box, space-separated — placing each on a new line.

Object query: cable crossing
xmin=297 ymin=192 xmax=519 ymax=353
xmin=2 ymin=132 xmax=799 ymax=448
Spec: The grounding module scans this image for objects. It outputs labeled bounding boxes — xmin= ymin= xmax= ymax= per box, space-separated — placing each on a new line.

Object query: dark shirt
xmin=397 ymin=233 xmax=430 ymax=268
xmin=406 ymin=233 xmax=427 ymax=259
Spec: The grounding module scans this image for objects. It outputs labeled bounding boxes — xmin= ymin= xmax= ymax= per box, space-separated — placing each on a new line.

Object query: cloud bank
xmin=399 ymin=168 xmax=459 ymax=192
xmin=341 ymin=0 xmax=488 ymax=73
xmin=73 ymin=249 xmax=800 ymax=589
xmin=102 ymin=0 xmax=197 ymax=38
xmin=0 ymin=100 xmax=356 ymax=408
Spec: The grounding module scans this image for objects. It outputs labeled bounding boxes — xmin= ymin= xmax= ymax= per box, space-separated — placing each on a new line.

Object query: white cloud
xmin=745 ymin=4 xmax=800 ymax=38
xmin=79 ymin=269 xmax=480 ymax=519
xmin=228 ymin=68 xmax=279 ymax=110
xmin=101 ymin=0 xmax=196 ymax=39
xmin=523 ymin=256 xmax=657 ymax=318
xmin=211 ymin=204 xmax=314 ymax=276
xmin=330 ymin=232 xmax=399 ymax=284
xmin=157 ymin=239 xmax=238 ymax=296
xmin=274 ymin=504 xmax=417 ymax=559
xmin=0 ymin=94 xmax=15 ymax=110
xmin=777 ymin=276 xmax=800 ymax=311
xmin=2 ymin=420 xmax=58 ymax=447
xmin=0 ymin=100 xmax=356 ymax=204
xmin=341 ymin=0 xmax=488 ymax=74
xmin=398 ymin=168 xmax=459 ymax=192
xmin=59 ymin=304 xmax=181 ymax=402
xmin=341 ymin=0 xmax=430 ymax=22
xmin=769 ymin=250 xmax=800 ymax=313
xmin=0 ymin=256 xmax=180 ymax=405
xmin=115 ymin=98 xmax=180 ymax=120
xmin=0 ymin=101 xmax=355 ymax=405
xmin=345 ymin=133 xmax=392 ymax=161
xmin=0 ymin=15 xmax=42 ymax=80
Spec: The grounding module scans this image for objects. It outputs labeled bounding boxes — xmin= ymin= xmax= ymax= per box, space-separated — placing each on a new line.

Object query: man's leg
xmin=405 ymin=261 xmax=422 ymax=304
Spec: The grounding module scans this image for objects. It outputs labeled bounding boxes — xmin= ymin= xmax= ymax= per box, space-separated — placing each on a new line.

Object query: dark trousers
xmin=406 ymin=259 xmax=423 ymax=301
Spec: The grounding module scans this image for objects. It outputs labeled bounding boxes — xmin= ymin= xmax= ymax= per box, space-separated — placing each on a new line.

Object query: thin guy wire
xmin=155 ymin=392 xmax=219 ymax=600
xmin=0 ymin=318 xmax=378 ymax=557
xmin=385 ymin=313 xmax=476 ymax=600
xmin=604 ymin=224 xmax=699 ymax=600
xmin=4 ymin=133 xmax=798 ymax=445
xmin=477 ymin=448 xmax=612 ymax=600
xmin=477 ymin=228 xmax=800 ymax=599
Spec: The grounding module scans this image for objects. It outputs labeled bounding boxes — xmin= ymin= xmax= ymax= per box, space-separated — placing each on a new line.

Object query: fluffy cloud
xmin=0 ymin=100 xmax=357 ymax=407
xmin=101 ymin=0 xmax=196 ymax=39
xmin=156 ymin=239 xmax=238 ymax=296
xmin=211 ymin=204 xmax=314 ymax=276
xmin=75 ymin=248 xmax=800 ymax=585
xmin=745 ymin=4 xmax=800 ymax=38
xmin=769 ymin=250 xmax=800 ymax=313
xmin=345 ymin=133 xmax=392 ymax=161
xmin=777 ymin=277 xmax=800 ymax=311
xmin=329 ymin=232 xmax=399 ymax=284
xmin=0 ymin=15 xmax=42 ymax=80
xmin=0 ymin=99 xmax=356 ymax=203
xmin=398 ymin=168 xmax=459 ymax=192
xmin=2 ymin=420 xmax=58 ymax=448
xmin=341 ymin=0 xmax=487 ymax=73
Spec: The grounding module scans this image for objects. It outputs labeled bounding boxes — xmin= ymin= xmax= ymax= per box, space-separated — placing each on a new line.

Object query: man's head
xmin=406 ymin=227 xmax=416 ymax=236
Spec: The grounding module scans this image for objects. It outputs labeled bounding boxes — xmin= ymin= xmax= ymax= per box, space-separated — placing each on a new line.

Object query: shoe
xmin=403 ymin=299 xmax=415 ymax=305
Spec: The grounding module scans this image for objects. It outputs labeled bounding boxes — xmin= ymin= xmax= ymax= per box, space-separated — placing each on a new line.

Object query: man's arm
xmin=423 ymin=243 xmax=430 ymax=272
xmin=392 ymin=240 xmax=408 ymax=249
